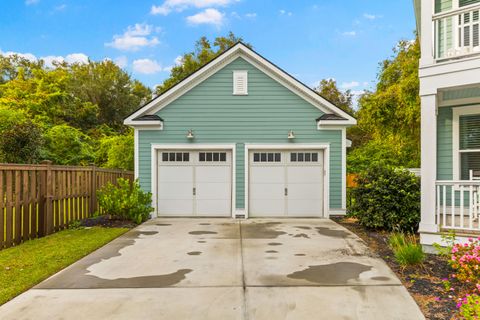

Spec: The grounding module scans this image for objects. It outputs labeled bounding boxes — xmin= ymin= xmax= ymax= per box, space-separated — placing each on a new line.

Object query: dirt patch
xmin=287 ymin=262 xmax=372 ymax=285
xmin=189 ymin=231 xmax=218 ymax=235
xmin=80 ymin=216 xmax=136 ymax=228
xmin=332 ymin=216 xmax=457 ymax=320
xmin=241 ymin=222 xmax=286 ymax=239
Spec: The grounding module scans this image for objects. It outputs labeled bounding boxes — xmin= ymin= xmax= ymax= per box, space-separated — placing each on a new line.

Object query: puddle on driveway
xmin=197 ymin=241 xmax=206 ymax=243
xmin=287 ymin=262 xmax=372 ymax=284
xmin=268 ymin=242 xmax=283 ymax=246
xmin=265 ymin=250 xmax=278 ymax=253
xmin=294 ymin=254 xmax=306 ymax=256
xmin=155 ymin=224 xmax=171 ymax=226
xmin=371 ymin=276 xmax=390 ymax=281
xmin=315 ymin=227 xmax=350 ymax=238
xmin=241 ymin=222 xmax=286 ymax=239
xmin=189 ymin=231 xmax=218 ymax=235
xmin=199 ymin=223 xmax=211 ymax=226
xmin=293 ymin=233 xmax=310 ymax=239
xmin=295 ymin=226 xmax=311 ymax=230
xmin=187 ymin=251 xmax=202 ymax=256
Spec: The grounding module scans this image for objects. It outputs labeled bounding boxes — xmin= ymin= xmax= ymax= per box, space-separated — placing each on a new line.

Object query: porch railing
xmin=433 ymin=3 xmax=480 ymax=60
xmin=436 ymin=180 xmax=480 ymax=232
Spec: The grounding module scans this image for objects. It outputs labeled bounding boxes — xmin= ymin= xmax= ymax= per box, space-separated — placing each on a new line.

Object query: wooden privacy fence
xmin=0 ymin=162 xmax=134 ymax=249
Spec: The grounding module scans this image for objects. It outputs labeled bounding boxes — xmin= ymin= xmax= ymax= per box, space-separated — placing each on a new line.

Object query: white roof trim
xmin=124 ymin=43 xmax=356 ymax=125
xmin=317 ymin=120 xmax=355 ymax=128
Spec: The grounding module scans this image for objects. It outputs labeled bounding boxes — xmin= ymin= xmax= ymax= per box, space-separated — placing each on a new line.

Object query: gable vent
xmin=233 ymin=70 xmax=248 ymax=95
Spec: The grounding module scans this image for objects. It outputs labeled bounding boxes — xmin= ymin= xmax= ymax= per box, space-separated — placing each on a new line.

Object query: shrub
xmin=388 ymin=233 xmax=425 ymax=266
xmin=450 ymin=238 xmax=480 ymax=285
xmin=348 ymin=164 xmax=420 ymax=232
xmin=97 ymin=178 xmax=153 ymax=224
xmin=458 ymin=294 xmax=480 ymax=320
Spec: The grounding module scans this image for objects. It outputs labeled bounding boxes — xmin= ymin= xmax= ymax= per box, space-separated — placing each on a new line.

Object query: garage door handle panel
xmin=284 ymin=188 xmax=288 ymax=196
xmin=193 ymin=187 xmax=196 ymax=196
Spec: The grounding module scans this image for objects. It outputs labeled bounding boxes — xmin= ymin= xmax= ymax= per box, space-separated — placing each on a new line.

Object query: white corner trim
xmin=124 ymin=120 xmax=163 ymax=130
xmin=150 ymin=143 xmax=236 ymax=218
xmin=134 ymin=129 xmax=139 ymax=179
xmin=243 ymin=143 xmax=330 ymax=219
xmin=124 ymin=43 xmax=356 ymax=124
xmin=452 ymin=105 xmax=480 ymax=180
xmin=341 ymin=128 xmax=347 ymax=211
xmin=317 ymin=119 xmax=356 ymax=128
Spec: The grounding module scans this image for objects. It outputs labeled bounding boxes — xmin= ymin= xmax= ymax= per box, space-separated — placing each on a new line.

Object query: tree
xmin=156 ymin=32 xmax=250 ymax=95
xmin=0 ymin=121 xmax=43 ymax=163
xmin=314 ymin=79 xmax=355 ymax=116
xmin=95 ymin=132 xmax=134 ymax=171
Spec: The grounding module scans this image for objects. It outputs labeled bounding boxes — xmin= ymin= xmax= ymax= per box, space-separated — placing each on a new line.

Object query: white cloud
xmin=0 ymin=50 xmax=37 ymax=61
xmin=106 ymin=23 xmax=160 ymax=51
xmin=163 ymin=55 xmax=184 ymax=72
xmin=114 ymin=56 xmax=128 ymax=68
xmin=25 ymin=0 xmax=39 ymax=5
xmin=1 ymin=50 xmax=89 ymax=67
xmin=342 ymin=31 xmax=357 ymax=36
xmin=41 ymin=55 xmax=64 ymax=67
xmin=187 ymin=8 xmax=224 ymax=26
xmin=245 ymin=12 xmax=257 ymax=18
xmin=363 ymin=13 xmax=381 ymax=20
xmin=151 ymin=0 xmax=237 ymax=16
xmin=279 ymin=9 xmax=292 ymax=16
xmin=65 ymin=53 xmax=89 ymax=64
xmin=341 ymin=81 xmax=360 ymax=89
xmin=133 ymin=59 xmax=162 ymax=74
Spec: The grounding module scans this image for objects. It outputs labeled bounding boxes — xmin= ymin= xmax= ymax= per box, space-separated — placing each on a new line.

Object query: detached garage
xmin=124 ymin=43 xmax=356 ymax=219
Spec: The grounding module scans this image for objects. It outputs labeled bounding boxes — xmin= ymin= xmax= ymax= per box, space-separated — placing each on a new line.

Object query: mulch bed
xmin=331 ymin=216 xmax=459 ymax=320
xmin=80 ymin=216 xmax=137 ymax=229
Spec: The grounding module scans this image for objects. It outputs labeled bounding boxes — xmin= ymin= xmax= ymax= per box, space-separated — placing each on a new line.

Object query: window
xmin=199 ymin=152 xmax=227 ymax=162
xmin=291 ymin=152 xmax=319 ymax=162
xmin=233 ymin=71 xmax=248 ymax=95
xmin=459 ymin=114 xmax=480 ymax=179
xmin=253 ymin=152 xmax=281 ymax=162
xmin=162 ymin=152 xmax=190 ymax=162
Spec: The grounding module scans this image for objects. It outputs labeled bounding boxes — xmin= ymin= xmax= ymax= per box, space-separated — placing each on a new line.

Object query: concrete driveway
xmin=0 ymin=219 xmax=424 ymax=320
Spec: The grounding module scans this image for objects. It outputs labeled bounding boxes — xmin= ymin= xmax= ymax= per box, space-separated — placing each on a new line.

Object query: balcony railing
xmin=433 ymin=4 xmax=480 ymax=60
xmin=436 ymin=180 xmax=480 ymax=232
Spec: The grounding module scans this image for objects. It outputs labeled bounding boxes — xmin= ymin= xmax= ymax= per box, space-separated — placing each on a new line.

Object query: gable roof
xmin=124 ymin=42 xmax=356 ymax=126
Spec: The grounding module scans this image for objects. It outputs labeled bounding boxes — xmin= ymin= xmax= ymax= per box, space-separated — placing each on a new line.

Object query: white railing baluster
xmin=452 ymin=186 xmax=456 ymax=228
xmin=443 ymin=185 xmax=447 ymax=227
xmin=460 ymin=185 xmax=464 ymax=228
xmin=437 ymin=185 xmax=441 ymax=226
xmin=469 ymin=185 xmax=473 ymax=230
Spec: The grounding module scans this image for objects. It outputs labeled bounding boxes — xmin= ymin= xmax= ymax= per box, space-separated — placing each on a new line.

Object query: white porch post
xmin=419 ymin=94 xmax=439 ymax=234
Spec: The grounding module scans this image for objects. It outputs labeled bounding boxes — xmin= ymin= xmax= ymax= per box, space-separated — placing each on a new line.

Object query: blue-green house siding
xmin=137 ymin=57 xmax=344 ymax=210
xmin=437 ymin=106 xmax=453 ymax=180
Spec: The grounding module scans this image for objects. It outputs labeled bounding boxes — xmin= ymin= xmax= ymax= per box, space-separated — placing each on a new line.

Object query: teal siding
xmin=138 ymin=57 xmax=344 ymax=210
xmin=437 ymin=107 xmax=453 ymax=180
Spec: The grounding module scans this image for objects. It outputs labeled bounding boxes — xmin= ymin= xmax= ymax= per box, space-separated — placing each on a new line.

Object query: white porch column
xmin=419 ymin=94 xmax=439 ymax=233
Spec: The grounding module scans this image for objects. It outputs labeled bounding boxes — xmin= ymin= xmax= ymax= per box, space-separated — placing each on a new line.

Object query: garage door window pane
xmin=298 ymin=153 xmax=304 ymax=161
xmin=253 ymin=153 xmax=260 ymax=162
xmin=261 ymin=153 xmax=267 ymax=162
xmin=267 ymin=153 xmax=274 ymax=162
xmin=275 ymin=153 xmax=281 ymax=162
xmin=162 ymin=152 xmax=169 ymax=162
xmin=291 ymin=153 xmax=297 ymax=162
xmin=206 ymin=153 xmax=213 ymax=161
xmin=213 ymin=153 xmax=220 ymax=161
xmin=183 ymin=153 xmax=189 ymax=162
xmin=312 ymin=153 xmax=318 ymax=162
xmin=220 ymin=153 xmax=227 ymax=162
xmin=305 ymin=153 xmax=311 ymax=162
xmin=169 ymin=153 xmax=175 ymax=161
xmin=176 ymin=153 xmax=183 ymax=161
xmin=199 ymin=153 xmax=205 ymax=162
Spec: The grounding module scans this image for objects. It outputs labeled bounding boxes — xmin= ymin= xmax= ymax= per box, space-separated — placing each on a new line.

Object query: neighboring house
xmin=414 ymin=0 xmax=480 ymax=246
xmin=124 ymin=43 xmax=355 ymax=218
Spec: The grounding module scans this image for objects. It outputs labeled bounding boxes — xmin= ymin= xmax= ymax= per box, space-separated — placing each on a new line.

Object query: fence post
xmin=38 ymin=161 xmax=53 ymax=236
xmin=90 ymin=164 xmax=97 ymax=215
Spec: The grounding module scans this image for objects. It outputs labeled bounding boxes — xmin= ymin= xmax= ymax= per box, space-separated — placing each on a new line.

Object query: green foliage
xmin=349 ymin=38 xmax=420 ymax=172
xmin=42 ymin=124 xmax=94 ymax=165
xmin=314 ymin=79 xmax=355 ymax=116
xmin=0 ymin=121 xmax=43 ymax=163
xmin=388 ymin=233 xmax=425 ymax=267
xmin=348 ymin=164 xmax=420 ymax=232
xmin=97 ymin=179 xmax=153 ymax=224
xmin=95 ymin=132 xmax=134 ymax=171
xmin=459 ymin=294 xmax=480 ymax=320
xmin=433 ymin=231 xmax=457 ymax=256
xmin=156 ymin=32 xmax=250 ymax=95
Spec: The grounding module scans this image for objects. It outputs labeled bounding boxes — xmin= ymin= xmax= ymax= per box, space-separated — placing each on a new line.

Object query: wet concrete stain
xmin=268 ymin=242 xmax=283 ymax=246
xmin=293 ymin=233 xmax=310 ymax=239
xmin=197 ymin=241 xmax=207 ymax=243
xmin=189 ymin=231 xmax=218 ymax=235
xmin=294 ymin=254 xmax=306 ymax=256
xmin=199 ymin=223 xmax=211 ymax=226
xmin=187 ymin=251 xmax=202 ymax=256
xmin=137 ymin=231 xmax=158 ymax=236
xmin=265 ymin=250 xmax=278 ymax=253
xmin=241 ymin=222 xmax=286 ymax=239
xmin=155 ymin=223 xmax=171 ymax=226
xmin=371 ymin=276 xmax=390 ymax=281
xmin=295 ymin=226 xmax=311 ymax=230
xmin=315 ymin=227 xmax=350 ymax=238
xmin=266 ymin=257 xmax=278 ymax=260
xmin=287 ymin=262 xmax=373 ymax=284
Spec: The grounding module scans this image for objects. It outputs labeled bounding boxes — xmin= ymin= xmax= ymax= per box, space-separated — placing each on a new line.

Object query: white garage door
xmin=249 ymin=150 xmax=324 ymax=217
xmin=157 ymin=150 xmax=232 ymax=217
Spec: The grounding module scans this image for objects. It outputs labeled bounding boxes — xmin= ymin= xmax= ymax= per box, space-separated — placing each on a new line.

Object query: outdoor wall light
xmin=186 ymin=129 xmax=195 ymax=139
xmin=288 ymin=130 xmax=295 ymax=139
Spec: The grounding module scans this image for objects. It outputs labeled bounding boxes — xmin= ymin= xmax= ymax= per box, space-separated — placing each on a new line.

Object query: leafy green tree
xmin=156 ymin=32 xmax=250 ymax=95
xmin=42 ymin=124 xmax=94 ymax=165
xmin=95 ymin=132 xmax=134 ymax=171
xmin=0 ymin=121 xmax=43 ymax=163
xmin=314 ymin=79 xmax=355 ymax=116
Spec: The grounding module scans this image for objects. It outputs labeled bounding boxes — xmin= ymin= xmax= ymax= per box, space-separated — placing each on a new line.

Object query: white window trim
xmin=150 ymin=144 xmax=236 ymax=218
xmin=452 ymin=105 xmax=480 ymax=180
xmin=243 ymin=143 xmax=330 ymax=219
xmin=233 ymin=70 xmax=248 ymax=95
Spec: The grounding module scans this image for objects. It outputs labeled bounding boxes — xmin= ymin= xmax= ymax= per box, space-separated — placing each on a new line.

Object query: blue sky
xmin=0 ymin=0 xmax=415 ymax=97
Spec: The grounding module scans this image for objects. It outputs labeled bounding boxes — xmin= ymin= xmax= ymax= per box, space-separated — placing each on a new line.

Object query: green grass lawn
xmin=0 ymin=227 xmax=128 ymax=305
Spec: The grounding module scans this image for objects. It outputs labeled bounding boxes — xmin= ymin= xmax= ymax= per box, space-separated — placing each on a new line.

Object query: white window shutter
xmin=233 ymin=71 xmax=248 ymax=95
